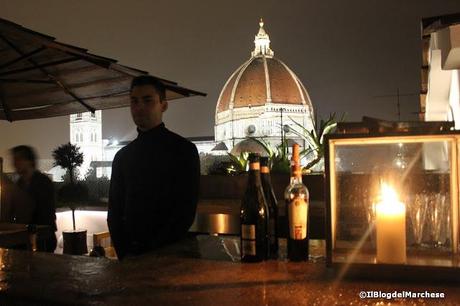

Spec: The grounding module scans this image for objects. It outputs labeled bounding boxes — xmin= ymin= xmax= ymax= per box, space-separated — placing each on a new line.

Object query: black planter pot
xmin=63 ymin=230 xmax=88 ymax=255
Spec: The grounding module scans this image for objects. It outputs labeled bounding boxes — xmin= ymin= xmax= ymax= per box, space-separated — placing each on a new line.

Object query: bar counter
xmin=0 ymin=235 xmax=458 ymax=305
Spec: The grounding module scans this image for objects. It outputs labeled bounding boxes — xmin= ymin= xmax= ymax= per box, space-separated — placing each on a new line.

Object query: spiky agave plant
xmin=226 ymin=151 xmax=250 ymax=175
xmin=249 ymin=137 xmax=291 ymax=174
xmin=225 ymin=137 xmax=291 ymax=174
xmin=289 ymin=113 xmax=344 ymax=171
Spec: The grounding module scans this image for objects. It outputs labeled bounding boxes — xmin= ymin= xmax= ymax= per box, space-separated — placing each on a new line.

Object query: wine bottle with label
xmin=260 ymin=156 xmax=278 ymax=259
xmin=240 ymin=153 xmax=269 ymax=262
xmin=284 ymin=144 xmax=309 ymax=261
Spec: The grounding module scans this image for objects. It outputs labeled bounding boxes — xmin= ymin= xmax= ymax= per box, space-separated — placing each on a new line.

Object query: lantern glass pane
xmin=331 ymin=136 xmax=456 ymax=266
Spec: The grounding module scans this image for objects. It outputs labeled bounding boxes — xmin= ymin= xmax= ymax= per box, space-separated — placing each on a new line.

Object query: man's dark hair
xmin=11 ymin=145 xmax=37 ymax=168
xmin=130 ymin=75 xmax=166 ymax=101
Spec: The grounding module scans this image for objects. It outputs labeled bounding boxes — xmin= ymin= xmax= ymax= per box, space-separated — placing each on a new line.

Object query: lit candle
xmin=375 ymin=183 xmax=406 ymax=264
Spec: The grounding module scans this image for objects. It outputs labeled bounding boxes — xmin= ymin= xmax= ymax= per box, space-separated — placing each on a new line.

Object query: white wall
xmin=449 ymin=70 xmax=460 ymax=129
xmin=426 ymin=29 xmax=460 ymax=125
xmin=69 ymin=111 xmax=103 ymax=179
xmin=55 ymin=209 xmax=108 ymax=254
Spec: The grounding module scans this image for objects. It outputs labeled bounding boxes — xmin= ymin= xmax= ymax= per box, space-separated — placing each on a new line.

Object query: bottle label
xmin=241 ymin=224 xmax=256 ymax=256
xmin=249 ymin=163 xmax=260 ymax=170
xmin=260 ymin=166 xmax=269 ymax=174
xmin=288 ymin=198 xmax=308 ymax=240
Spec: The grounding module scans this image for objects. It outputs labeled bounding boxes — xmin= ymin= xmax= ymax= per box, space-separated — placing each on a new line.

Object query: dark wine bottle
xmin=284 ymin=144 xmax=309 ymax=261
xmin=240 ymin=153 xmax=269 ymax=262
xmin=260 ymin=156 xmax=278 ymax=259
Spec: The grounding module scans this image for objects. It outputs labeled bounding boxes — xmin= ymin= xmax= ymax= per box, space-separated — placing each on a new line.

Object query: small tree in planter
xmin=57 ymin=183 xmax=88 ymax=229
xmin=52 ymin=142 xmax=88 ymax=255
xmin=53 ymin=142 xmax=83 ymax=185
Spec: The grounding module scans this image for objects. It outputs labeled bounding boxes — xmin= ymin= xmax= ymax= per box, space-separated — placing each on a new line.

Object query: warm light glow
xmin=375 ymin=182 xmax=406 ymax=264
xmin=377 ymin=183 xmax=405 ymax=214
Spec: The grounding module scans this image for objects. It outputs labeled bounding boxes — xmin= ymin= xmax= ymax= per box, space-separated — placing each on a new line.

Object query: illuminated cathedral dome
xmin=216 ymin=55 xmax=312 ymax=112
xmin=215 ymin=19 xmax=314 ymax=148
xmin=216 ymin=19 xmax=312 ymax=113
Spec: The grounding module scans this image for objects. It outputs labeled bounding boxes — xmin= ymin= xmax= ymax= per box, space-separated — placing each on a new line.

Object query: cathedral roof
xmin=216 ymin=19 xmax=313 ymax=114
xmin=230 ymin=138 xmax=269 ymax=156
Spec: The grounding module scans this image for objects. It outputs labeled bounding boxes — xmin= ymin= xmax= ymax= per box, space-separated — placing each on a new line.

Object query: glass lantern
xmin=325 ymin=132 xmax=460 ymax=276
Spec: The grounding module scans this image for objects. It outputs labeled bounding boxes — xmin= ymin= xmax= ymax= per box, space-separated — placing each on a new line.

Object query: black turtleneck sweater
xmin=107 ymin=123 xmax=200 ymax=259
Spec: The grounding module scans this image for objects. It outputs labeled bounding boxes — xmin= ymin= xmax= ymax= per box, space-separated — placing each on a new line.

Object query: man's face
xmin=12 ymin=154 xmax=32 ymax=175
xmin=130 ymin=85 xmax=167 ymax=131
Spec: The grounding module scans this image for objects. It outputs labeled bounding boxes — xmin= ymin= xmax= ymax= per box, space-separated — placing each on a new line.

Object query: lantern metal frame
xmin=324 ymin=131 xmax=460 ymax=280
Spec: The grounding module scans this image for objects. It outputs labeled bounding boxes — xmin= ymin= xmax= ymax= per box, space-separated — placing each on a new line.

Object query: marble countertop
xmin=0 ymin=235 xmax=458 ymax=305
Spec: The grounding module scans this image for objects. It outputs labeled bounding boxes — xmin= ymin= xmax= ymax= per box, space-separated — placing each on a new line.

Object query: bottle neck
xmin=248 ymin=162 xmax=262 ymax=186
xmin=261 ymin=172 xmax=273 ymax=187
xmin=260 ymin=165 xmax=271 ymax=184
xmin=290 ymin=176 xmax=302 ymax=185
xmin=248 ymin=170 xmax=262 ymax=187
xmin=290 ymin=165 xmax=302 ymax=185
xmin=290 ymin=144 xmax=302 ymax=185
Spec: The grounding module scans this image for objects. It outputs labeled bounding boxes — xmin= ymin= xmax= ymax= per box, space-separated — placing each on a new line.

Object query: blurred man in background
xmin=10 ymin=145 xmax=57 ymax=252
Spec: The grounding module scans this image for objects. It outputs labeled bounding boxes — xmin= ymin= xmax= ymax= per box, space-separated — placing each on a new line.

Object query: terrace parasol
xmin=0 ymin=17 xmax=206 ymax=122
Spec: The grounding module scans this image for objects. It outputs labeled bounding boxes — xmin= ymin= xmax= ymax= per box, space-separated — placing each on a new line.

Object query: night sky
xmin=1 ymin=0 xmax=460 ymax=171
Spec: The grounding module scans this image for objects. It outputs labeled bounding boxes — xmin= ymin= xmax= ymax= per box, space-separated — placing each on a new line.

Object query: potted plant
xmin=250 ymin=137 xmax=291 ymax=174
xmin=53 ymin=142 xmax=88 ymax=255
xmin=289 ymin=113 xmax=344 ymax=172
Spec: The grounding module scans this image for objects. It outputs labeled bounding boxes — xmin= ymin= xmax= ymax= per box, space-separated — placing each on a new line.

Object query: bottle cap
xmin=248 ymin=153 xmax=260 ymax=170
xmin=248 ymin=153 xmax=260 ymax=163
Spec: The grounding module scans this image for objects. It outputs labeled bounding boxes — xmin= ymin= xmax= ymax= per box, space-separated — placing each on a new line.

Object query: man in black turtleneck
xmin=107 ymin=75 xmax=200 ymax=260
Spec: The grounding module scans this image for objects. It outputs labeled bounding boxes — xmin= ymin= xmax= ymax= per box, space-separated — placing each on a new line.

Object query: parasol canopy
xmin=0 ymin=17 xmax=206 ymax=122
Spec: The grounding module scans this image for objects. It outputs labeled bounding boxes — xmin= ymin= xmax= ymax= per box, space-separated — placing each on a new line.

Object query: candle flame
xmin=377 ymin=182 xmax=405 ymax=215
xmin=380 ymin=183 xmax=399 ymax=204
